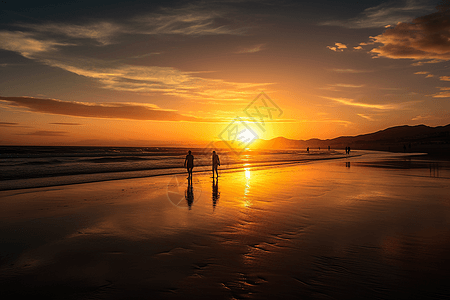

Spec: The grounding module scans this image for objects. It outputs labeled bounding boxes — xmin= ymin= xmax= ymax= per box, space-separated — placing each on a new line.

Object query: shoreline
xmin=0 ymin=151 xmax=369 ymax=192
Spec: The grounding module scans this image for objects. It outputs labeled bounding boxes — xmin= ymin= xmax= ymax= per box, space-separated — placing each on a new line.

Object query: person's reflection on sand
xmin=346 ymin=161 xmax=351 ymax=168
xmin=185 ymin=180 xmax=194 ymax=210
xmin=212 ymin=177 xmax=220 ymax=210
xmin=430 ymin=162 xmax=439 ymax=177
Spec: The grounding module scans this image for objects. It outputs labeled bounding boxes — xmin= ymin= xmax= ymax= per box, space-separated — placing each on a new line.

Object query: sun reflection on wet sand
xmin=1 ymin=156 xmax=450 ymax=298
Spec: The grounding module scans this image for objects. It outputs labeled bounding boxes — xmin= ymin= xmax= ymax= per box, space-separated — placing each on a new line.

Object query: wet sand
xmin=1 ymin=153 xmax=450 ymax=299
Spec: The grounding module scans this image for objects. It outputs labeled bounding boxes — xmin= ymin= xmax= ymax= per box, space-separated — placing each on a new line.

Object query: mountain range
xmin=251 ymin=124 xmax=450 ymax=155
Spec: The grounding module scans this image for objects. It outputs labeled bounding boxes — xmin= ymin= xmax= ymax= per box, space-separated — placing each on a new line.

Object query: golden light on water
xmin=245 ymin=167 xmax=251 ymax=179
xmin=244 ymin=166 xmax=252 ymax=208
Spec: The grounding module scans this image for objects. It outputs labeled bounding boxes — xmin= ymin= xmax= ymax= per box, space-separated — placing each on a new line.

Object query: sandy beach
xmin=1 ymin=153 xmax=450 ymax=299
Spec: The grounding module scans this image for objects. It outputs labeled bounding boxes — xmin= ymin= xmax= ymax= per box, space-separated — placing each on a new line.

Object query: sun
xmin=240 ymin=128 xmax=258 ymax=143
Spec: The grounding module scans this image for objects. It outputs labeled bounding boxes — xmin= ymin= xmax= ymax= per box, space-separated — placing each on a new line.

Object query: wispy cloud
xmin=0 ymin=32 xmax=271 ymax=102
xmin=0 ymin=30 xmax=66 ymax=58
xmin=321 ymin=0 xmax=435 ymax=28
xmin=296 ymin=119 xmax=353 ymax=125
xmin=17 ymin=21 xmax=122 ymax=45
xmin=0 ymin=96 xmax=215 ymax=122
xmin=412 ymin=115 xmax=434 ymax=121
xmin=440 ymin=76 xmax=450 ymax=81
xmin=357 ymin=113 xmax=375 ymax=121
xmin=322 ymin=96 xmax=403 ymax=110
xmin=329 ymin=68 xmax=372 ymax=73
xmin=329 ymin=83 xmax=365 ymax=88
xmin=235 ymin=43 xmax=265 ymax=54
xmin=131 ymin=5 xmax=245 ymax=36
xmin=12 ymin=3 xmax=245 ymax=47
xmin=370 ymin=3 xmax=450 ymax=61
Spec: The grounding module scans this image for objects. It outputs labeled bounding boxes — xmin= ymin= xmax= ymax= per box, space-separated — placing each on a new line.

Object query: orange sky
xmin=1 ymin=0 xmax=449 ymax=146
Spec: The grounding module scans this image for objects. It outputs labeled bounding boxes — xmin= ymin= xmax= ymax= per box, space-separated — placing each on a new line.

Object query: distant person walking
xmin=307 ymin=147 xmax=309 ymax=153
xmin=184 ymin=150 xmax=194 ymax=182
xmin=212 ymin=151 xmax=220 ymax=178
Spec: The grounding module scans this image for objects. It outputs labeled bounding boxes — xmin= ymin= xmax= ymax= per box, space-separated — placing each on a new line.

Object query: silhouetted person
xmin=318 ymin=147 xmax=320 ymax=150
xmin=307 ymin=147 xmax=309 ymax=153
xmin=185 ymin=181 xmax=194 ymax=209
xmin=328 ymin=145 xmax=330 ymax=151
xmin=345 ymin=147 xmax=348 ymax=154
xmin=212 ymin=151 xmax=220 ymax=178
xmin=184 ymin=150 xmax=194 ymax=183
xmin=347 ymin=146 xmax=350 ymax=154
xmin=212 ymin=177 xmax=220 ymax=210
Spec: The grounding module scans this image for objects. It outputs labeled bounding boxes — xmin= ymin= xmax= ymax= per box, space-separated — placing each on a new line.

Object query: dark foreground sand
xmin=1 ymin=153 xmax=450 ymax=299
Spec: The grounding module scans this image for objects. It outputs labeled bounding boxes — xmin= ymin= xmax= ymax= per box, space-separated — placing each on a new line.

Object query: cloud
xmin=19 ymin=130 xmax=68 ymax=136
xmin=43 ymin=58 xmax=271 ymax=101
xmin=414 ymin=71 xmax=435 ymax=78
xmin=131 ymin=5 xmax=245 ymax=36
xmin=49 ymin=122 xmax=83 ymax=125
xmin=327 ymin=42 xmax=347 ymax=52
xmin=0 ymin=122 xmax=20 ymax=127
xmin=0 ymin=122 xmax=30 ymax=128
xmin=0 ymin=25 xmax=270 ymax=102
xmin=329 ymin=83 xmax=365 ymax=88
xmin=296 ymin=119 xmax=353 ymax=125
xmin=14 ymin=3 xmax=245 ymax=46
xmin=322 ymin=96 xmax=402 ymax=110
xmin=432 ymin=87 xmax=450 ymax=97
xmin=440 ymin=76 xmax=450 ymax=81
xmin=321 ymin=0 xmax=435 ymax=28
xmin=370 ymin=4 xmax=450 ymax=61
xmin=329 ymin=68 xmax=372 ymax=73
xmin=235 ymin=44 xmax=265 ymax=54
xmin=17 ymin=21 xmax=122 ymax=45
xmin=0 ymin=96 xmax=214 ymax=122
xmin=0 ymin=31 xmax=65 ymax=58
xmin=357 ymin=114 xmax=375 ymax=121
xmin=412 ymin=115 xmax=434 ymax=121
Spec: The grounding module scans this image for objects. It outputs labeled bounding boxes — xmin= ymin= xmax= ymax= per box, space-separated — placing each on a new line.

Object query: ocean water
xmin=0 ymin=146 xmax=349 ymax=191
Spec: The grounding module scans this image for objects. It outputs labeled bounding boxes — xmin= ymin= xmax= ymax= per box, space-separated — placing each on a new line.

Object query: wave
xmin=0 ymin=153 xmax=355 ymax=191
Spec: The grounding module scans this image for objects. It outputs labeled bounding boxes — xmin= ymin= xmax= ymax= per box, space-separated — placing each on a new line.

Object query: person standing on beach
xmin=184 ymin=150 xmax=194 ymax=182
xmin=212 ymin=151 xmax=220 ymax=178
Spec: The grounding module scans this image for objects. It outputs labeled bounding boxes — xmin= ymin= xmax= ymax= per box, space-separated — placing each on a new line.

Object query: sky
xmin=1 ymin=0 xmax=450 ymax=146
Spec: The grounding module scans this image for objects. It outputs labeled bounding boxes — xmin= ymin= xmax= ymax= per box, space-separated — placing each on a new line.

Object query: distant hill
xmin=252 ymin=124 xmax=450 ymax=155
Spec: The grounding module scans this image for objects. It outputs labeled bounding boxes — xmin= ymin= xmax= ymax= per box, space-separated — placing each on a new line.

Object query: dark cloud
xmin=19 ymin=130 xmax=68 ymax=136
xmin=0 ymin=122 xmax=30 ymax=128
xmin=0 ymin=122 xmax=20 ymax=127
xmin=49 ymin=122 xmax=83 ymax=125
xmin=371 ymin=3 xmax=450 ymax=61
xmin=321 ymin=0 xmax=435 ymax=29
xmin=0 ymin=96 xmax=211 ymax=122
